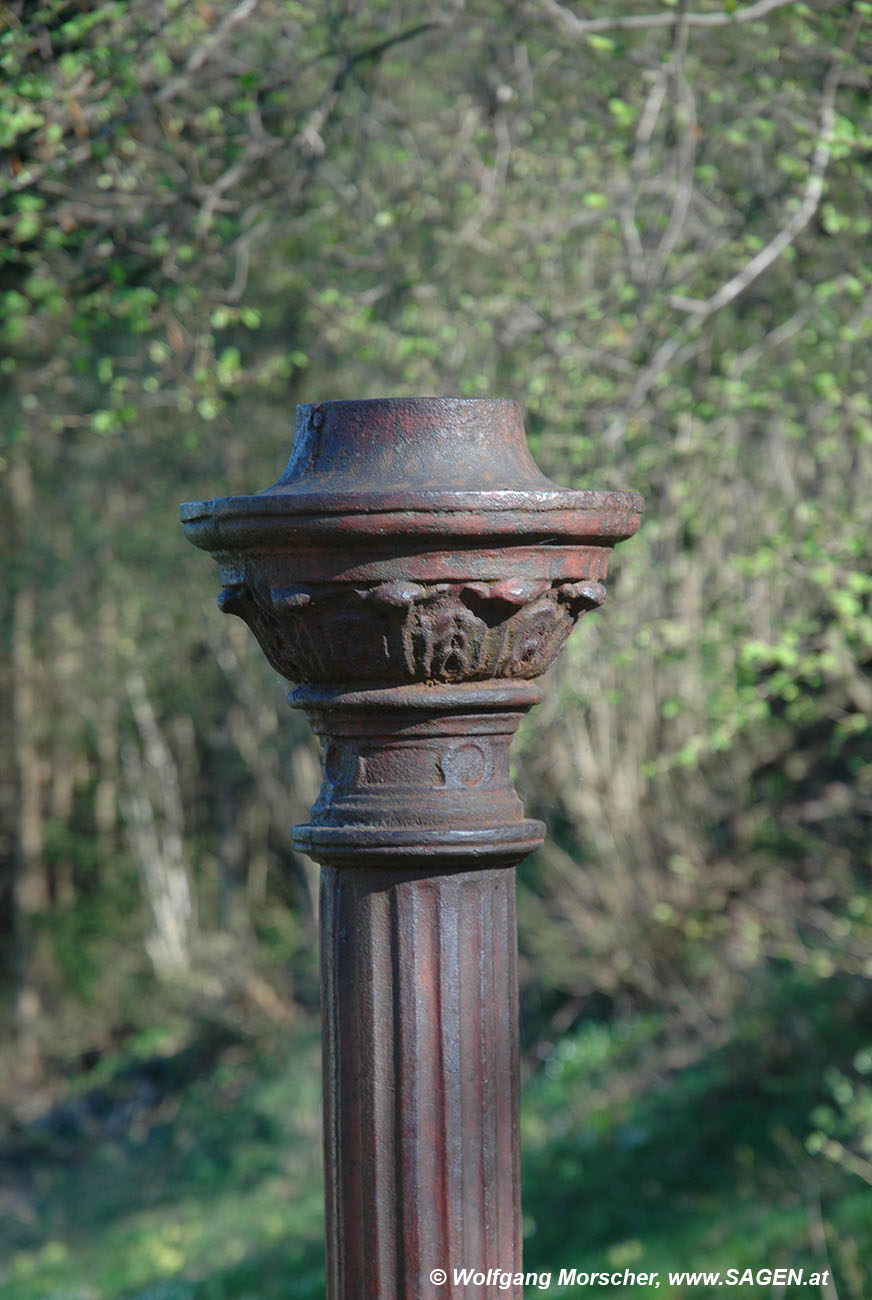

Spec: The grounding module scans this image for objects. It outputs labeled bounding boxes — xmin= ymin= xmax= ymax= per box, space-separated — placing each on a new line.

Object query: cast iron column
xmin=181 ymin=398 xmax=641 ymax=1299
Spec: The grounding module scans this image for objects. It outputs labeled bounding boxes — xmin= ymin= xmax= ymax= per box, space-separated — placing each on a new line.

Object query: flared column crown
xmin=181 ymin=397 xmax=641 ymax=870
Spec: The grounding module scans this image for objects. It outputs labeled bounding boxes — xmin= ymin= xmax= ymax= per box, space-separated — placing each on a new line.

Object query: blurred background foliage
xmin=1 ymin=0 xmax=870 ymax=1296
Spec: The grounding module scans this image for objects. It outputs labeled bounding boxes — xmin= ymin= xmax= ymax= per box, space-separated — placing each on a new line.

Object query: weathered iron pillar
xmin=181 ymin=398 xmax=641 ymax=1299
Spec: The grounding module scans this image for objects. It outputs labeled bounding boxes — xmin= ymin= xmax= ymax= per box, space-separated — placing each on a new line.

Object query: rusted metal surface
xmin=181 ymin=397 xmax=641 ymax=1299
xmin=321 ymin=866 xmax=520 ymax=1298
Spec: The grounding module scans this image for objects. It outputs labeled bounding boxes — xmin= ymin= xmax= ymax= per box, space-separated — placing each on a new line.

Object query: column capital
xmin=181 ymin=397 xmax=641 ymax=868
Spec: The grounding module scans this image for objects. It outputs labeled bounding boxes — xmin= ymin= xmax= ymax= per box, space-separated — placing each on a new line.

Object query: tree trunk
xmin=95 ymin=585 xmax=120 ymax=858
xmin=123 ymin=671 xmax=195 ymax=981
xmin=10 ymin=447 xmax=50 ymax=1080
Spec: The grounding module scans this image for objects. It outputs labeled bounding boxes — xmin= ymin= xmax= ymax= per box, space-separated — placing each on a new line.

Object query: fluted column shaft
xmin=321 ymin=866 xmax=521 ymax=1300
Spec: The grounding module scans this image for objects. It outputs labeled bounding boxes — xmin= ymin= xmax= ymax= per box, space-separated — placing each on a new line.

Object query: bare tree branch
xmin=619 ymin=67 xmax=669 ymax=279
xmin=155 ymin=0 xmax=263 ymax=104
xmin=727 ymin=305 xmax=810 ymax=378
xmin=195 ymin=139 xmax=280 ymax=235
xmin=670 ymin=55 xmax=841 ymax=319
xmin=604 ymin=17 xmax=859 ymax=445
xmin=456 ymin=109 xmax=513 ymax=244
xmin=616 ymin=1 xmax=697 ymax=283
xmin=655 ymin=1 xmax=697 ymax=263
xmin=537 ymin=0 xmax=800 ymax=38
xmin=293 ymin=20 xmax=440 ymax=156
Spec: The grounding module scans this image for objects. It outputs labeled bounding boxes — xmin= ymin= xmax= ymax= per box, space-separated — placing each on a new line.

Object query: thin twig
xmin=456 ymin=109 xmax=513 ymax=244
xmin=155 ymin=0 xmax=262 ymax=103
xmin=619 ymin=67 xmax=669 ymax=280
xmin=195 ymin=140 xmax=279 ymax=235
xmin=656 ymin=1 xmax=697 ymax=263
xmin=807 ymin=1195 xmax=841 ymax=1300
xmin=726 ymin=306 xmax=810 ymax=377
xmin=537 ymin=0 xmax=800 ymax=38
